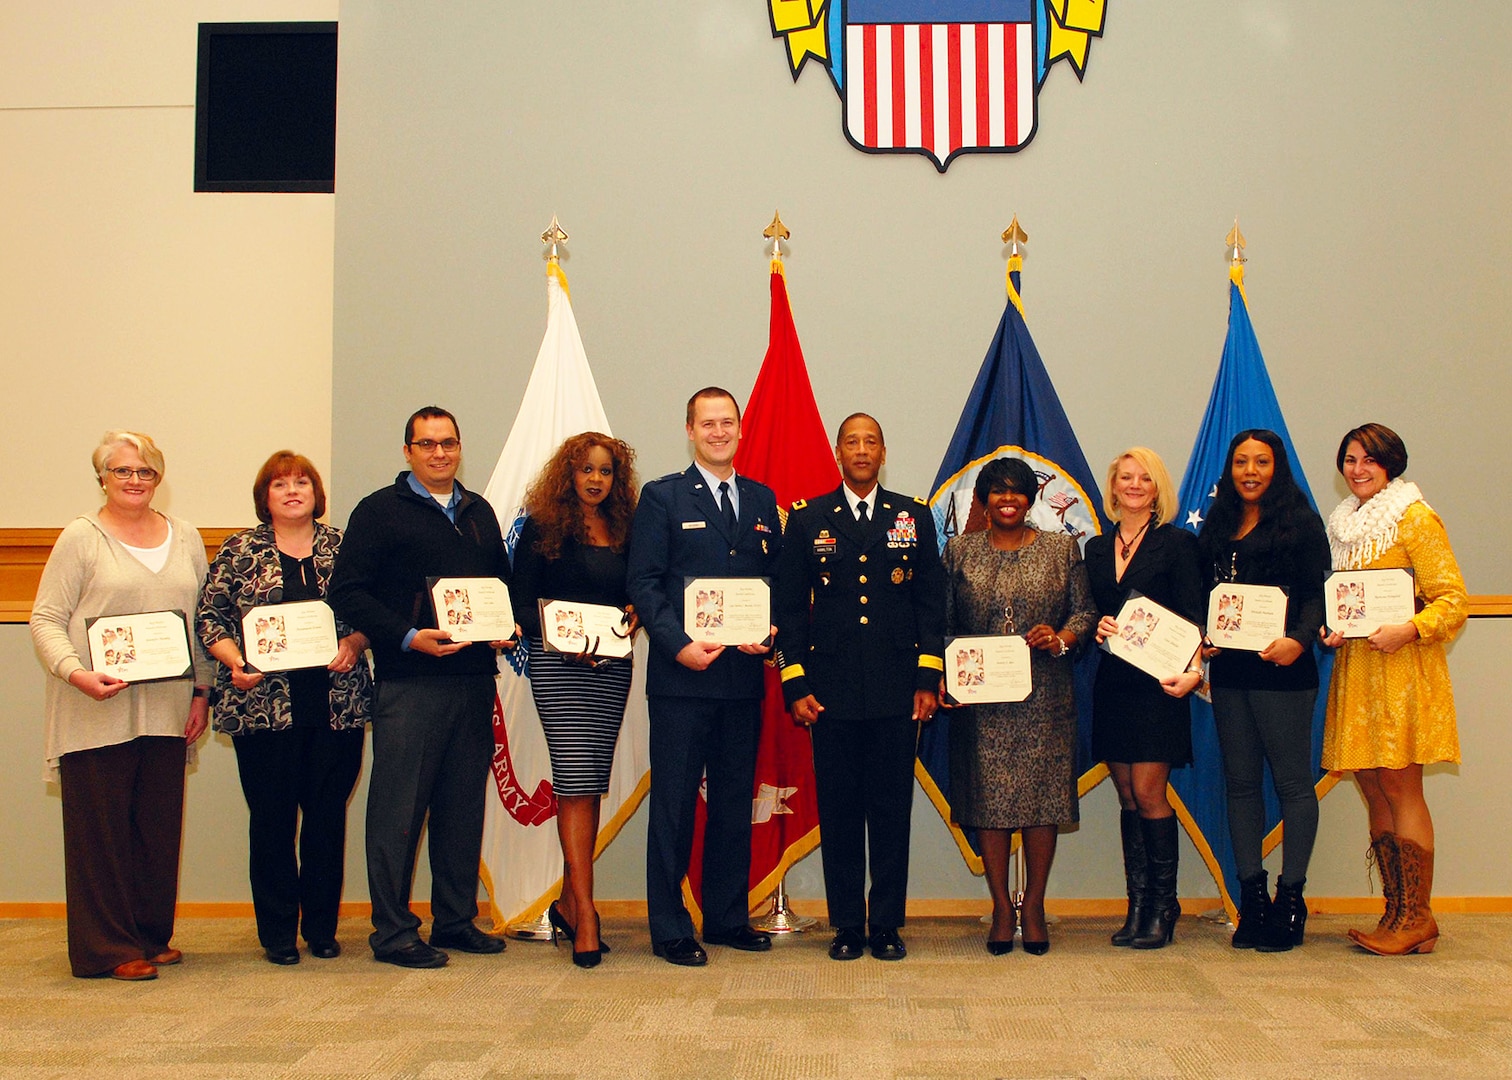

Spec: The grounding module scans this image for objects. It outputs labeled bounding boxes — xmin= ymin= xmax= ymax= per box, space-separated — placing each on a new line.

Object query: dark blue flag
xmin=922 ymin=260 xmax=1109 ymax=868
xmin=1169 ymin=266 xmax=1337 ymax=919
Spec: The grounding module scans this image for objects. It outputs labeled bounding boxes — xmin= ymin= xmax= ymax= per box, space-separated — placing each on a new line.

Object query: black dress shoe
xmin=828 ymin=928 xmax=866 ymax=961
xmin=868 ymin=929 xmax=907 ymax=961
xmin=702 ymin=925 xmax=772 ymax=952
xmin=1021 ymin=938 xmax=1050 ymax=956
xmin=652 ymin=937 xmax=708 ymax=966
xmin=264 ymin=946 xmax=300 ymax=966
xmin=308 ymin=940 xmax=341 ymax=960
xmin=429 ymin=924 xmax=507 ymax=954
xmin=986 ymin=938 xmax=1014 ymax=956
xmin=375 ymin=941 xmax=449 ymax=969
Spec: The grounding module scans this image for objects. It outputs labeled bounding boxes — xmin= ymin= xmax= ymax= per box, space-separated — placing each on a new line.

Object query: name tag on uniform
xmin=682 ymin=520 xmax=707 ymax=530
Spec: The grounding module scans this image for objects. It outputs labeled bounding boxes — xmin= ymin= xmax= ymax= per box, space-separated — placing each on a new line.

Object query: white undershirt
xmin=119 ymin=521 xmax=174 ymax=573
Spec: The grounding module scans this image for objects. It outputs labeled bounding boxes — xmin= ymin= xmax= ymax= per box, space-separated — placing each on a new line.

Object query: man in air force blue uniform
xmin=626 ymin=387 xmax=782 ymax=966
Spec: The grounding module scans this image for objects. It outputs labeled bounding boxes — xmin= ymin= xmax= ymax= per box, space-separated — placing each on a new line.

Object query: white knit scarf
xmin=1326 ymin=478 xmax=1425 ymax=570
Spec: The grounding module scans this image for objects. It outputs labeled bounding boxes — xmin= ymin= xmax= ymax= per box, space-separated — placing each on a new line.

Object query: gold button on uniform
xmin=858 ymin=575 xmax=867 ymax=584
xmin=859 ymin=596 xmax=869 ymax=605
xmin=859 ymin=555 xmax=867 ymax=563
xmin=859 ymin=616 xmax=869 ymax=625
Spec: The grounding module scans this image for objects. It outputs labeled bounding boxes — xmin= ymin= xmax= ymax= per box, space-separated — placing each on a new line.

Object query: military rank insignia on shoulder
xmin=912 ymin=496 xmax=928 ymax=506
xmin=791 ymin=499 xmax=808 ymax=511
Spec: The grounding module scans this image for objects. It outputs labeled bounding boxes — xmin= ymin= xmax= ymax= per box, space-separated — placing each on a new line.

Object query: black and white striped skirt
xmin=527 ymin=639 xmax=633 ymax=797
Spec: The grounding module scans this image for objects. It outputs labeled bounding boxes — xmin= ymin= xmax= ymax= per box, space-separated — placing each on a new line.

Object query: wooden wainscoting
xmin=2 ymin=527 xmax=1510 ymax=623
xmin=1 ymin=527 xmax=239 ymax=622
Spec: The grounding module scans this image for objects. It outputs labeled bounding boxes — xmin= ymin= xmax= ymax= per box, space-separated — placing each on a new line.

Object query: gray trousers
xmin=366 ymin=674 xmax=495 ymax=955
xmin=1211 ymin=687 xmax=1320 ymax=883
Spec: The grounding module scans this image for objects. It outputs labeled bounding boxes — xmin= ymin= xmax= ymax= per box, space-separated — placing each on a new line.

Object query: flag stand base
xmin=750 ymin=877 xmax=815 ymax=935
xmin=504 ymin=912 xmax=555 ymax=941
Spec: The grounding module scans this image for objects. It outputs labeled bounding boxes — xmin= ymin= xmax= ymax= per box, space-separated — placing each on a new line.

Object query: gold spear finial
xmin=1001 ymin=216 xmax=1028 ymax=257
xmin=1226 ymin=218 xmax=1247 ymax=266
xmin=764 ymin=210 xmax=791 ymax=260
xmin=541 ymin=215 xmax=569 ymax=261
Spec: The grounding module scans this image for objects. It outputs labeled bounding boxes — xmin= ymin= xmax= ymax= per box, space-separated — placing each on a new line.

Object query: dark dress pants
xmin=646 ymin=695 xmax=760 ymax=943
xmin=232 ymin=724 xmax=365 ymax=949
xmin=811 ymin=712 xmax=918 ymax=932
xmin=365 ymin=674 xmax=495 ymax=955
xmin=58 ymin=735 xmax=185 ymax=977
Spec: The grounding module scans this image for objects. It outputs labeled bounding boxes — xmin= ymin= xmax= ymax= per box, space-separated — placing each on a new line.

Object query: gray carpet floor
xmin=2 ymin=914 xmax=1510 ymax=1079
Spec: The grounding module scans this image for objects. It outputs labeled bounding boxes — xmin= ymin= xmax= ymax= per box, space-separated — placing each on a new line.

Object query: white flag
xmin=478 ymin=261 xmax=651 ymax=927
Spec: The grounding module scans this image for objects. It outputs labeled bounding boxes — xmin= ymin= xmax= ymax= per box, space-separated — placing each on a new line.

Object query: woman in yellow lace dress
xmin=1320 ymin=423 xmax=1467 ymax=955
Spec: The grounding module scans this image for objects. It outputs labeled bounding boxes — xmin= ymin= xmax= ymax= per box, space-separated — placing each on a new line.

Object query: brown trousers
xmin=58 ymin=735 xmax=186 ymax=977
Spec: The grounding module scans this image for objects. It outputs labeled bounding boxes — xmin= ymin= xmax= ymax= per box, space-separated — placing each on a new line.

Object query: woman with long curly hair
xmin=1197 ymin=430 xmax=1330 ymax=952
xmin=509 ymin=432 xmax=639 ymax=968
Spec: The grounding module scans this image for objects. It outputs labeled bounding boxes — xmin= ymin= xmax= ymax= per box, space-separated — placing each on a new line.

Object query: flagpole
xmin=504 ymin=214 xmax=576 ymax=943
xmin=748 ymin=208 xmax=817 ymax=937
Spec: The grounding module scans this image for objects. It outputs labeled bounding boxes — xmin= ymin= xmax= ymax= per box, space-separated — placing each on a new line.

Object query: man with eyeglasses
xmin=330 ymin=405 xmax=512 ymax=968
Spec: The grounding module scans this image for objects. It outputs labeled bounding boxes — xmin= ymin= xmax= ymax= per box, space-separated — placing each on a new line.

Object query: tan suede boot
xmin=1355 ymin=837 xmax=1438 ymax=956
xmin=1348 ymin=832 xmax=1400 ymax=946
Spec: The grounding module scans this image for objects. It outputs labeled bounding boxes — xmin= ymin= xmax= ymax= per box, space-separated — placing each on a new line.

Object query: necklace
xmin=991 ymin=543 xmax=1026 ymax=635
xmin=1117 ymin=517 xmax=1152 ymax=559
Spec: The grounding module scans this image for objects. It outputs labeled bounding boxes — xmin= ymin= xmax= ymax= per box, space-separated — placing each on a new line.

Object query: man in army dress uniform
xmin=772 ymin=413 xmax=945 ymax=960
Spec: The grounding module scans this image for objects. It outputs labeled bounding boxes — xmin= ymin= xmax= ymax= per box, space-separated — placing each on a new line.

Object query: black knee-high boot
xmin=1132 ymin=815 xmax=1180 ymax=949
xmin=1110 ymin=810 xmax=1148 ymax=947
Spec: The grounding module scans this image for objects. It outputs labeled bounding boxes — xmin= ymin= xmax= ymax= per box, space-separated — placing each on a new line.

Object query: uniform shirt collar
xmin=842 ymin=482 xmax=879 ymax=520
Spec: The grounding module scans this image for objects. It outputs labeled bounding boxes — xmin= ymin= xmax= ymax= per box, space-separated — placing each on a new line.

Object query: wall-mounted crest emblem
xmin=769 ymin=0 xmax=1106 ymax=171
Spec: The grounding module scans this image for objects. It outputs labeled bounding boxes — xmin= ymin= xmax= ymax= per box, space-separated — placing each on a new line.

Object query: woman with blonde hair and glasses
xmin=31 ymin=431 xmax=213 ymax=981
xmin=1085 ymin=447 xmax=1203 ymax=950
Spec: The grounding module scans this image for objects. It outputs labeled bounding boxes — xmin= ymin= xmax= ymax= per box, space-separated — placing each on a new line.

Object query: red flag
xmin=685 ymin=259 xmax=835 ymax=915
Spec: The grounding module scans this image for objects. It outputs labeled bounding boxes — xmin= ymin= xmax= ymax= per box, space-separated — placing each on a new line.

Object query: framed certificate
xmin=242 ymin=600 xmax=339 ymax=673
xmin=539 ymin=599 xmax=634 ymax=659
xmin=683 ymin=577 xmax=771 ymax=646
xmin=1325 ymin=568 xmax=1416 ymax=638
xmin=1206 ymin=584 xmax=1288 ymax=652
xmin=85 ymin=609 xmax=193 ymax=683
xmin=1100 ymin=592 xmax=1203 ymax=682
xmin=428 ymin=577 xmax=515 ymax=643
xmin=943 ymin=634 xmax=1032 ymax=705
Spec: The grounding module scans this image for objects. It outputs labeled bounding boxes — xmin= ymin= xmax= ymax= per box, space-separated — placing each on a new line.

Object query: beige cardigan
xmin=30 ymin=511 xmax=213 ymax=781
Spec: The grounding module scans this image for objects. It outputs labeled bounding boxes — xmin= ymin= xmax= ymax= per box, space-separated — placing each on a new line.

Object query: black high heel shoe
xmin=547 ymin=901 xmax=573 ymax=947
xmin=549 ymin=901 xmax=611 ymax=953
xmin=1020 ymin=904 xmax=1050 ymax=955
xmin=986 ymin=938 xmax=1014 ymax=955
xmin=572 ymin=944 xmax=602 ymax=968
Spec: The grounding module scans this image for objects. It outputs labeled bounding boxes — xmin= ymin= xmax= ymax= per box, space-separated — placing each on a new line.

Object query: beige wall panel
xmin=0 ymin=105 xmax=334 ymax=526
xmin=0 ymin=0 xmax=337 ymax=109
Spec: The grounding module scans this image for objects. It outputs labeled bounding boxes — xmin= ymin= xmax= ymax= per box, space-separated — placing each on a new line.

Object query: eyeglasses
xmin=408 ymin=439 xmax=460 ymax=453
xmin=106 ymin=467 xmax=159 ymax=482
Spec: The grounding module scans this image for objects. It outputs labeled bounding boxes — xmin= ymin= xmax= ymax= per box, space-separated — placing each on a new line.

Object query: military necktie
xmin=719 ymin=481 xmax=737 ymax=532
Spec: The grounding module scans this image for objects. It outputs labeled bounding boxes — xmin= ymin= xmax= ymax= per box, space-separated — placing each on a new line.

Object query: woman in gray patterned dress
xmin=942 ymin=457 xmax=1095 ymax=955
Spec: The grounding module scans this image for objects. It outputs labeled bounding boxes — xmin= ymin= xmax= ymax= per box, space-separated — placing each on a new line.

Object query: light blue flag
xmin=1169 ymin=266 xmax=1335 ymax=919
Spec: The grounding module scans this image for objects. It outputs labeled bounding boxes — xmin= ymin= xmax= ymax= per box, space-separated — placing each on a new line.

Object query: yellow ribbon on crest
xmin=1046 ymin=0 xmax=1106 ymax=79
xmin=769 ymin=0 xmax=830 ymax=76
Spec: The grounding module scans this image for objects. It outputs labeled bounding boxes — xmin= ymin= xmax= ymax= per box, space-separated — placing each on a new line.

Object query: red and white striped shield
xmin=843 ymin=0 xmax=1036 ymax=170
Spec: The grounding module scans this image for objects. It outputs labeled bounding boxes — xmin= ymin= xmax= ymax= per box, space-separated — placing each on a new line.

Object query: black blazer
xmin=625 ymin=465 xmax=781 ymax=699
xmin=773 ymin=486 xmax=946 ymax=720
xmin=1085 ymin=523 xmax=1204 ymax=686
